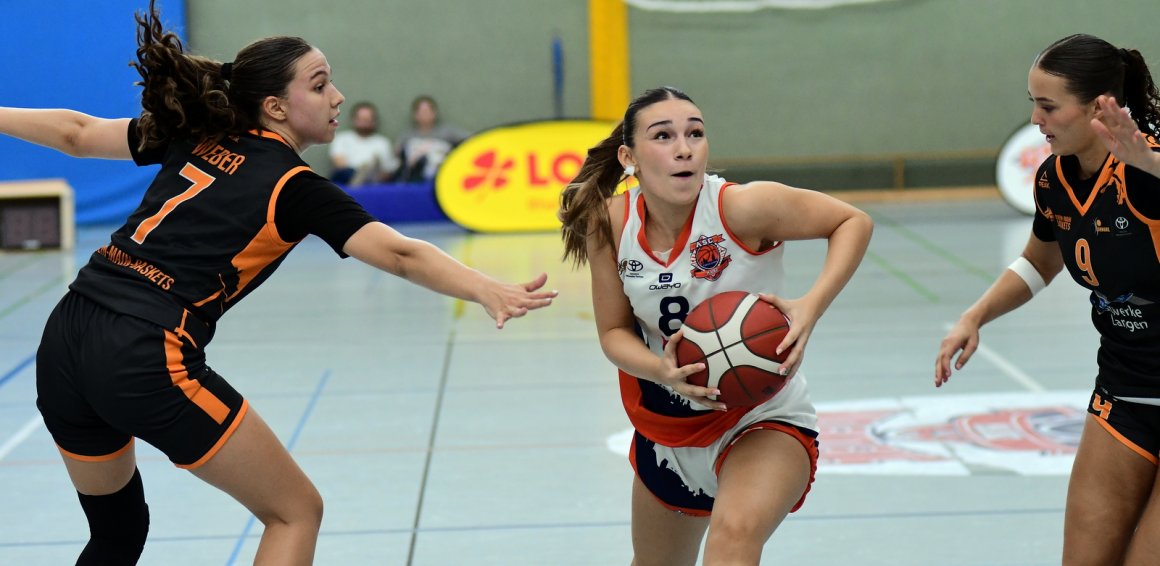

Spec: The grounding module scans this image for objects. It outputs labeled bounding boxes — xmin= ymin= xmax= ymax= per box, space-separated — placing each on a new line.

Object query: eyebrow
xmin=646 ymin=117 xmax=705 ymax=130
xmin=1027 ymin=92 xmax=1054 ymax=103
xmin=308 ymin=69 xmax=330 ymax=81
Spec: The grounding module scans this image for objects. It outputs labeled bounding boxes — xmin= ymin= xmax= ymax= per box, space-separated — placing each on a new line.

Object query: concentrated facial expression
xmin=280 ymin=48 xmax=345 ymax=150
xmin=352 ymin=106 xmax=377 ymax=136
xmin=623 ymin=98 xmax=708 ymax=204
xmin=1028 ymin=66 xmax=1100 ymax=157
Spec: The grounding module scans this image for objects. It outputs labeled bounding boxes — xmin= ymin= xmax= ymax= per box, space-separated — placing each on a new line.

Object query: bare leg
xmin=1124 ymin=464 xmax=1160 ymax=565
xmin=62 ymin=441 xmax=139 ymax=495
xmin=629 ymin=476 xmax=708 ymax=566
xmin=1063 ymin=416 xmax=1154 ymax=566
xmin=702 ymin=429 xmax=810 ymax=566
xmin=191 ymin=409 xmax=323 ymax=566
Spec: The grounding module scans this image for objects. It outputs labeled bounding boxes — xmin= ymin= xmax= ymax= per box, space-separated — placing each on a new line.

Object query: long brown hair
xmin=1035 ymin=34 xmax=1160 ymax=137
xmin=559 ymin=86 xmax=695 ymax=266
xmin=131 ymin=0 xmax=313 ymax=150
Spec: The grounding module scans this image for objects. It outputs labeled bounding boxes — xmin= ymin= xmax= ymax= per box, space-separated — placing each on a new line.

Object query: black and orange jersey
xmin=1032 ymin=143 xmax=1160 ymax=398
xmin=69 ymin=120 xmax=375 ymax=331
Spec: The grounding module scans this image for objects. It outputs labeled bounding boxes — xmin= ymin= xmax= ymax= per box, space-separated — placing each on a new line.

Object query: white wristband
xmin=1008 ymin=256 xmax=1046 ymax=296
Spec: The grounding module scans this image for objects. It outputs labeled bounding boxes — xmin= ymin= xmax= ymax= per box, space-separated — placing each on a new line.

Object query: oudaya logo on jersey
xmin=435 ymin=120 xmax=617 ymax=232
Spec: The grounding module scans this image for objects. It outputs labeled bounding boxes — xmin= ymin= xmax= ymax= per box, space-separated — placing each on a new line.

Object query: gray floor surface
xmin=0 ymin=196 xmax=1097 ymax=564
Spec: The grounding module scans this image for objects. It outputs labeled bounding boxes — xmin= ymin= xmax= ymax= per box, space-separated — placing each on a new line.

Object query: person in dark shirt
xmin=936 ymin=34 xmax=1160 ymax=565
xmin=0 ymin=2 xmax=556 ymax=564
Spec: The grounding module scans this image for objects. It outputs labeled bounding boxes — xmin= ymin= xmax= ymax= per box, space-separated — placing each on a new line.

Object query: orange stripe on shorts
xmin=164 ymin=330 xmax=230 ymax=425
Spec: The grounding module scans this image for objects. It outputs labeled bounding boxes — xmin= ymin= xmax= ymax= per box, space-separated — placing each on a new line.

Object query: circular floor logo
xmin=607 ymin=390 xmax=1087 ymax=476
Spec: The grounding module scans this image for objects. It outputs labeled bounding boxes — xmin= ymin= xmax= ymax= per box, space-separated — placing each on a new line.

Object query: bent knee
xmin=259 ymin=483 xmax=324 ymax=529
xmin=706 ymin=513 xmax=771 ymax=548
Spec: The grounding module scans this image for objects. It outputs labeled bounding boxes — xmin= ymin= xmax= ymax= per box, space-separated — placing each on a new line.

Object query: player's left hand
xmin=1092 ymin=95 xmax=1160 ymax=174
xmin=756 ymin=292 xmax=817 ymax=379
xmin=483 ymin=272 xmax=558 ymax=329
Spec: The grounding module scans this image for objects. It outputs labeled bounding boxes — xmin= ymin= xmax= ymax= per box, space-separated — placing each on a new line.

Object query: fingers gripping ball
xmin=675 ymin=291 xmax=791 ymax=407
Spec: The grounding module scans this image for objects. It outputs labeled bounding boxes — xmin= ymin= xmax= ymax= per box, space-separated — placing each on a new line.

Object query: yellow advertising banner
xmin=435 ymin=120 xmax=617 ymax=233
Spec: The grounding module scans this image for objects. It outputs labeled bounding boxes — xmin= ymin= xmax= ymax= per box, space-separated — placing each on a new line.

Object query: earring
xmin=624 ymin=165 xmax=636 ymax=177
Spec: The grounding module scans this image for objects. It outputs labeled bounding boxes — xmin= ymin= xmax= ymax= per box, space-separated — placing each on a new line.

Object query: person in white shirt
xmin=328 ymin=101 xmax=398 ymax=186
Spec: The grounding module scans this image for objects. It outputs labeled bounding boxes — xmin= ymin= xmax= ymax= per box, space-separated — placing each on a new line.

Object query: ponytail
xmin=1119 ymin=48 xmax=1160 ymax=138
xmin=130 ymin=0 xmax=312 ymax=151
xmin=559 ymin=122 xmax=629 ymax=266
xmin=131 ymin=0 xmax=236 ymax=151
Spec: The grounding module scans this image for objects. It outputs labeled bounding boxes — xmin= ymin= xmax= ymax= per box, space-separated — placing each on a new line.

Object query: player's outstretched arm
xmin=0 ymin=108 xmax=132 ymax=159
xmin=342 ymin=221 xmax=557 ymax=328
xmin=934 ymin=233 xmax=1063 ymax=386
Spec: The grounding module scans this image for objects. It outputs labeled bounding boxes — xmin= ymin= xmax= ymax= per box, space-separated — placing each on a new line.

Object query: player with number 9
xmin=560 ymin=86 xmax=872 ymax=565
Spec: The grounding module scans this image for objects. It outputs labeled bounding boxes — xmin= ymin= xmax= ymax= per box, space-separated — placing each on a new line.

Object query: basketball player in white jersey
xmin=559 ymin=87 xmax=873 ymax=566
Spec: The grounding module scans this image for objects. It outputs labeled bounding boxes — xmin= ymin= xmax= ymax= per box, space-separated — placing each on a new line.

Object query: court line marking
xmin=0 ymin=354 xmax=35 ymax=390
xmin=943 ymin=323 xmax=1046 ymax=392
xmin=0 ymin=505 xmax=1067 ymax=549
xmin=224 ymin=369 xmax=332 ymax=566
xmin=405 ymin=330 xmax=457 ymax=566
xmin=0 ymin=414 xmax=44 ymax=463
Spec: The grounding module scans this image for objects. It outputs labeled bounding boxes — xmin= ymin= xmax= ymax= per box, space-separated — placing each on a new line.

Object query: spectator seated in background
xmin=328 ymin=101 xmax=399 ymax=187
xmin=394 ymin=95 xmax=469 ymax=182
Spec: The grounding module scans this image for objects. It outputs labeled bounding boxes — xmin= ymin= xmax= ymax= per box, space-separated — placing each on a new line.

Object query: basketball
xmin=675 ymin=291 xmax=792 ymax=407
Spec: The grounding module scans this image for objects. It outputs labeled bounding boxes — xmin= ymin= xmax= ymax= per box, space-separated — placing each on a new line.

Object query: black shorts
xmin=36 ymin=291 xmax=247 ymax=469
xmin=1087 ymin=388 xmax=1160 ymax=466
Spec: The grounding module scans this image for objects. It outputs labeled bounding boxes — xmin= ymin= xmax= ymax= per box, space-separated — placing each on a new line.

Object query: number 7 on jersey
xmin=130 ymin=163 xmax=216 ymax=244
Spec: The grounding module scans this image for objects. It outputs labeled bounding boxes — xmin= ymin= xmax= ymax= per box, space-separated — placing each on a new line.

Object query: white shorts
xmin=630 ymin=374 xmax=819 ymax=516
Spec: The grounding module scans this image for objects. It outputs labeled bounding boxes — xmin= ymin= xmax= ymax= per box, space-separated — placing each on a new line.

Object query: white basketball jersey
xmin=618 ymin=174 xmax=785 ymax=356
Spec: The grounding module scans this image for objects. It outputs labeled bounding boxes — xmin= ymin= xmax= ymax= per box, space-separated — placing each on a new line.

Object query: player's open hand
xmin=756 ymin=293 xmax=814 ymax=380
xmin=483 ymin=272 xmax=558 ymax=329
xmin=935 ymin=318 xmax=980 ymax=387
xmin=1092 ymin=95 xmax=1160 ymax=173
xmin=661 ymin=329 xmax=727 ymax=410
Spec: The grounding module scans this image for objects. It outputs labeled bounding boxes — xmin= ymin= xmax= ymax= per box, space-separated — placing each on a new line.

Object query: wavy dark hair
xmin=131 ymin=0 xmax=313 ymax=150
xmin=1035 ymin=33 xmax=1160 ymax=137
xmin=559 ymin=86 xmax=695 ymax=266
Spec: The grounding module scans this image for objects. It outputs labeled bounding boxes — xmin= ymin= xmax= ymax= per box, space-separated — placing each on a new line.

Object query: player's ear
xmin=261 ymin=96 xmax=287 ymax=122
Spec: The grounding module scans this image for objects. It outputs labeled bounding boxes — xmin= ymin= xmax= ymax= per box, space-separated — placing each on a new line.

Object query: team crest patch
xmin=689 ymin=234 xmax=732 ymax=281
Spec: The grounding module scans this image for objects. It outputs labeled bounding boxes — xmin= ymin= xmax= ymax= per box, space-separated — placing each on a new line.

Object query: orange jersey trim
xmin=717 ymin=182 xmax=783 ymax=256
xmin=714 ymin=422 xmax=818 ymax=513
xmin=1090 ymin=414 xmax=1159 ymax=466
xmin=178 ymin=400 xmax=249 ymax=470
xmin=634 ymin=192 xmax=696 ymax=268
xmin=57 ymin=438 xmax=135 ymax=463
xmin=164 ymin=330 xmax=230 ymax=424
xmin=620 ymin=369 xmax=748 ymax=447
xmin=223 ymin=166 xmax=306 ymax=301
xmin=1055 ymin=153 xmax=1116 ymax=216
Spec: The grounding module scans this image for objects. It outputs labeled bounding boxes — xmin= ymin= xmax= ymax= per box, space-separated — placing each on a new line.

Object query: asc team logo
xmin=689 ymin=234 xmax=732 ymax=281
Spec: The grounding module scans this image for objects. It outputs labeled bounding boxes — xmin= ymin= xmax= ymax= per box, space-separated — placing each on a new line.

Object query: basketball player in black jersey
xmin=0 ymin=2 xmax=556 ymax=564
xmin=936 ymin=34 xmax=1160 ymax=565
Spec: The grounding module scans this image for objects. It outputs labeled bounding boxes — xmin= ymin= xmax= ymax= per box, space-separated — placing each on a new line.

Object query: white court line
xmin=0 ymin=414 xmax=44 ymax=462
xmin=943 ymin=323 xmax=1047 ymax=392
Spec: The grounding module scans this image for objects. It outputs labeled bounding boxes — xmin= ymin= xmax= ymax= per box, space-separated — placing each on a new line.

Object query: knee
xmin=263 ymin=482 xmax=324 ymax=530
xmin=75 ymin=468 xmax=149 ymax=565
xmin=705 ymin=513 xmax=768 ymax=551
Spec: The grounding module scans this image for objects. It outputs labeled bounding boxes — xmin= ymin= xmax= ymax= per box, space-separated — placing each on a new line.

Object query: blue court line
xmin=224 ymin=369 xmax=332 ymax=566
xmin=0 ymin=505 xmax=1068 ymax=550
xmin=0 ymin=354 xmax=36 ymax=390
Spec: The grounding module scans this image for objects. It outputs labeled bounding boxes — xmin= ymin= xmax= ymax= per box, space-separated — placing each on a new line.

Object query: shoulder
xmin=606 ymin=191 xmax=630 ymax=242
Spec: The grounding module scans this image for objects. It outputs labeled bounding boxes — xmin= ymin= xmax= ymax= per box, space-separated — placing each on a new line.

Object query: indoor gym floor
xmin=0 ymin=193 xmax=1099 ymax=565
